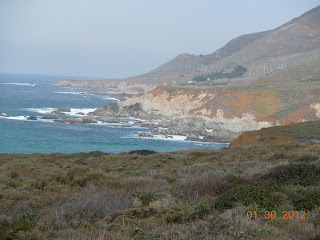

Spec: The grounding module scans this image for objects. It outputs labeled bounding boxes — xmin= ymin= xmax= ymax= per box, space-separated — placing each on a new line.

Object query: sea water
xmin=0 ymin=73 xmax=228 ymax=153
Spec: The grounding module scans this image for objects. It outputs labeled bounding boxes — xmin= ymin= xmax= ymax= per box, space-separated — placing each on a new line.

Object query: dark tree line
xmin=192 ymin=65 xmax=247 ymax=82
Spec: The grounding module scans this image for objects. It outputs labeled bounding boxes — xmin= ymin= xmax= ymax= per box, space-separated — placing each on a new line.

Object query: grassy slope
xmin=231 ymin=121 xmax=320 ymax=147
xmin=1 ymin=143 xmax=320 ymax=239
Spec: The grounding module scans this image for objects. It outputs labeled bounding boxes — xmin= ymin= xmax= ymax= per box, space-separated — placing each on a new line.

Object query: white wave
xmin=66 ymin=108 xmax=97 ymax=116
xmin=3 ymin=115 xmax=55 ymax=123
xmin=54 ymin=91 xmax=88 ymax=95
xmin=36 ymin=118 xmax=55 ymax=123
xmin=25 ymin=107 xmax=96 ymax=116
xmin=100 ymin=96 xmax=119 ymax=101
xmin=6 ymin=116 xmax=28 ymax=120
xmin=26 ymin=108 xmax=56 ymax=114
xmin=153 ymin=134 xmax=187 ymax=141
xmin=91 ymin=121 xmax=142 ymax=129
xmin=126 ymin=133 xmax=187 ymax=141
xmin=1 ymin=82 xmax=36 ymax=86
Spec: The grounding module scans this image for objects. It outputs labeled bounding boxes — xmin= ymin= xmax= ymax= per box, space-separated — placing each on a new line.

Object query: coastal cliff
xmin=57 ymin=7 xmax=320 ymax=142
xmin=91 ymin=57 xmax=320 ymax=142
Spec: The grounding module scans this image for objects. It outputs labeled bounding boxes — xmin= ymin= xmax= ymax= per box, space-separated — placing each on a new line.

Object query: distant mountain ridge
xmin=151 ymin=5 xmax=320 ymax=77
xmin=56 ymin=6 xmax=320 ymax=91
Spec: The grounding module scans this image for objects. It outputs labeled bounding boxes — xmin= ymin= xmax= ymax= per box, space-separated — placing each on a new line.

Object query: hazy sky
xmin=1 ymin=0 xmax=320 ymax=78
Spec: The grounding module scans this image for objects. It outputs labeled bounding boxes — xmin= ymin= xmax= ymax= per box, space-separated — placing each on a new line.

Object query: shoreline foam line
xmin=1 ymin=83 xmax=36 ymax=86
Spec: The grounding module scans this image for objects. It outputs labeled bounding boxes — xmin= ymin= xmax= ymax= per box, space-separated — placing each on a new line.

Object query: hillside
xmin=1 ymin=138 xmax=320 ymax=239
xmin=90 ymin=57 xmax=320 ymax=142
xmin=230 ymin=121 xmax=320 ymax=146
xmin=152 ymin=6 xmax=320 ymax=79
xmin=55 ymin=6 xmax=320 ymax=93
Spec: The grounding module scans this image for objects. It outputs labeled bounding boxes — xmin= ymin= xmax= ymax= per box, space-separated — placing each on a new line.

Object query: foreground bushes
xmin=0 ymin=145 xmax=320 ymax=239
xmin=215 ymin=183 xmax=282 ymax=212
xmin=262 ymin=164 xmax=320 ymax=186
xmin=40 ymin=192 xmax=132 ymax=229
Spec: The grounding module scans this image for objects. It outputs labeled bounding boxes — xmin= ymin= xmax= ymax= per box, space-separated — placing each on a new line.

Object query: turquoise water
xmin=0 ymin=73 xmax=228 ymax=153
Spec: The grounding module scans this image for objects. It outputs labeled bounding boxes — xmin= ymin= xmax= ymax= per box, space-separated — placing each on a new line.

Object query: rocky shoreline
xmin=87 ymin=101 xmax=272 ymax=143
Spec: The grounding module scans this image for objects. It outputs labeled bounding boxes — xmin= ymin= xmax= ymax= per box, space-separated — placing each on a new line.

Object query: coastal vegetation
xmin=1 ymin=123 xmax=320 ymax=239
xmin=192 ymin=65 xmax=247 ymax=82
xmin=231 ymin=121 xmax=320 ymax=146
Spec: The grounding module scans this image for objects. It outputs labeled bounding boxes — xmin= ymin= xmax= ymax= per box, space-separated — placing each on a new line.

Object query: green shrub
xmin=86 ymin=151 xmax=105 ymax=158
xmin=67 ymin=166 xmax=90 ymax=181
xmin=128 ymin=150 xmax=157 ymax=156
xmin=261 ymin=164 xmax=320 ymax=186
xmin=193 ymin=75 xmax=207 ymax=82
xmin=188 ymin=151 xmax=208 ymax=158
xmin=186 ymin=197 xmax=214 ymax=220
xmin=294 ymin=154 xmax=319 ymax=163
xmin=131 ymin=227 xmax=157 ymax=240
xmin=290 ymin=190 xmax=320 ymax=211
xmin=177 ymin=175 xmax=245 ymax=201
xmin=52 ymin=169 xmax=67 ymax=184
xmin=133 ymin=190 xmax=158 ymax=206
xmin=214 ymin=183 xmax=282 ymax=212
xmin=73 ymin=171 xmax=107 ymax=186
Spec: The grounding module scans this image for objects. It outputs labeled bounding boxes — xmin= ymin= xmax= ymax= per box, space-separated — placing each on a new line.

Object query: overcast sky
xmin=1 ymin=0 xmax=320 ymax=78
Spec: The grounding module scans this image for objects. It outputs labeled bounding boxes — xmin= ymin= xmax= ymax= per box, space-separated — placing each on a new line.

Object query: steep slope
xmin=153 ymin=6 xmax=320 ymax=77
xmin=150 ymin=30 xmax=271 ymax=74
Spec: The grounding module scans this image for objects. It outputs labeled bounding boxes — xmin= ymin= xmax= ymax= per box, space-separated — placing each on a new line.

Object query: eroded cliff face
xmin=121 ymin=87 xmax=287 ymax=119
xmin=92 ymin=86 xmax=319 ymax=142
xmin=89 ymin=77 xmax=320 ymax=142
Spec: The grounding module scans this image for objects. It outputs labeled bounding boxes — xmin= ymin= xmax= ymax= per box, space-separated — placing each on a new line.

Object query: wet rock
xmin=54 ymin=118 xmax=82 ymax=124
xmin=101 ymin=117 xmax=122 ymax=123
xmin=139 ymin=132 xmax=153 ymax=138
xmin=52 ymin=108 xmax=71 ymax=114
xmin=91 ymin=103 xmax=119 ymax=117
xmin=42 ymin=114 xmax=57 ymax=119
xmin=141 ymin=121 xmax=158 ymax=128
xmin=76 ymin=112 xmax=85 ymax=115
xmin=54 ymin=116 xmax=97 ymax=124
xmin=82 ymin=116 xmax=98 ymax=124
xmin=27 ymin=116 xmax=37 ymax=120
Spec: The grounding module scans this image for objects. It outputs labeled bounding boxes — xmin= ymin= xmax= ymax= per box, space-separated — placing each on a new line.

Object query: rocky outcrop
xmin=42 ymin=114 xmax=57 ymax=119
xmin=27 ymin=116 xmax=37 ymax=120
xmin=52 ymin=108 xmax=71 ymax=115
xmin=91 ymin=103 xmax=119 ymax=117
xmin=54 ymin=116 xmax=97 ymax=124
xmin=152 ymin=115 xmax=272 ymax=143
xmin=100 ymin=117 xmax=128 ymax=123
xmin=139 ymin=132 xmax=153 ymax=138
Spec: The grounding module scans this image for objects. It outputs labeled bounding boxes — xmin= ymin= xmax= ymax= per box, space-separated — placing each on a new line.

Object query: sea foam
xmin=1 ymin=83 xmax=36 ymax=86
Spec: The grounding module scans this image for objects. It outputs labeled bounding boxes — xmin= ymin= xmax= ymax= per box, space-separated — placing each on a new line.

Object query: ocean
xmin=0 ymin=73 xmax=228 ymax=154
